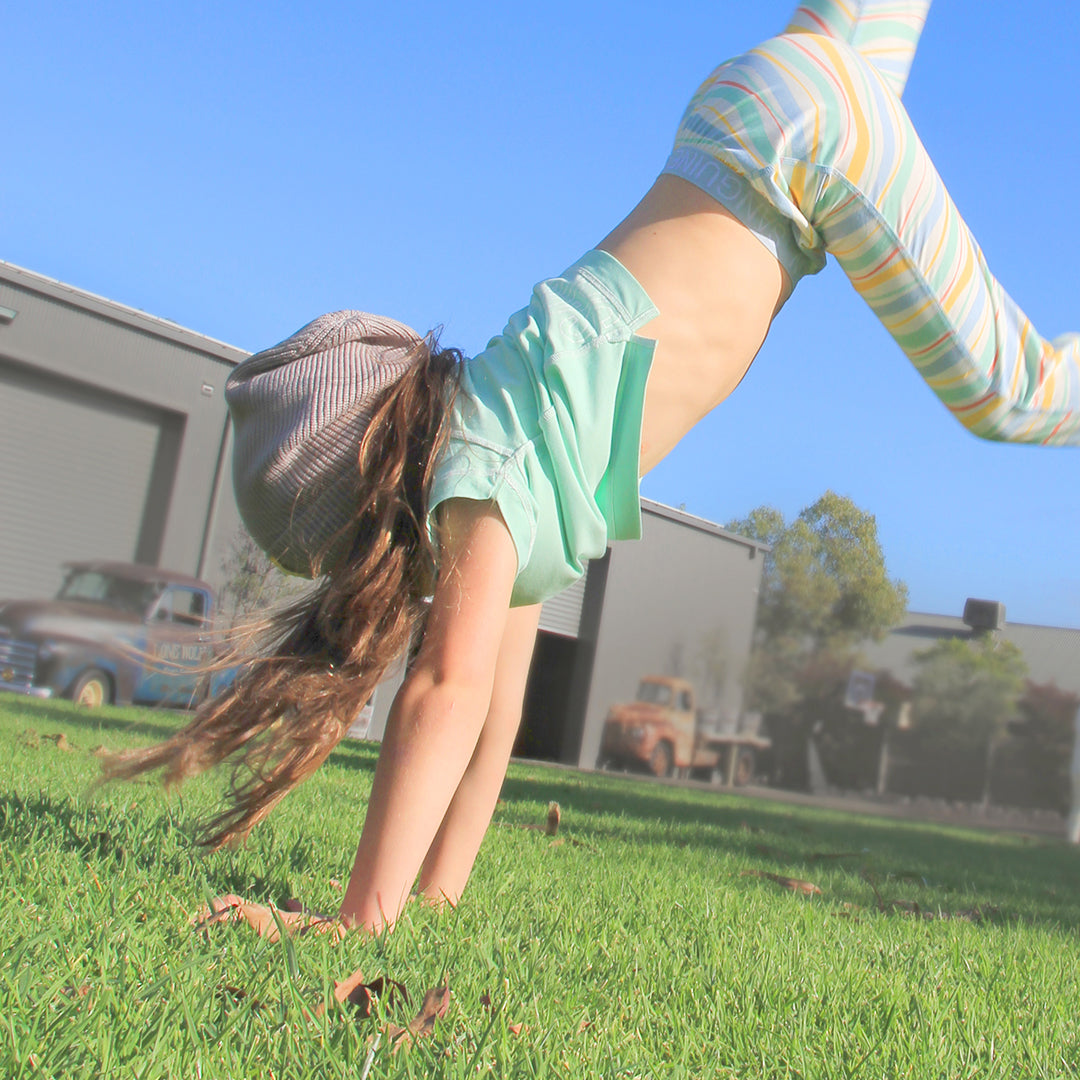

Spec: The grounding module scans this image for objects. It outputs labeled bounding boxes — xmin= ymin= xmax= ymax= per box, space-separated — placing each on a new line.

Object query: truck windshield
xmin=636 ymin=681 xmax=672 ymax=706
xmin=57 ymin=571 xmax=161 ymax=616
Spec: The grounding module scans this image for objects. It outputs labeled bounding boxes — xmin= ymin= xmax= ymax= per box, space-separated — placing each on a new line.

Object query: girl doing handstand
xmin=106 ymin=0 xmax=1080 ymax=932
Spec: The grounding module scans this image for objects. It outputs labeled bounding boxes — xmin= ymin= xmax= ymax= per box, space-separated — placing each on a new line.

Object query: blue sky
xmin=5 ymin=1 xmax=1080 ymax=628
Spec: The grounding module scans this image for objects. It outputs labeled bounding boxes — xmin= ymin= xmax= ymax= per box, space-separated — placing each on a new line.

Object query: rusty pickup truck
xmin=598 ymin=675 xmax=771 ymax=786
xmin=0 ymin=560 xmax=222 ymax=708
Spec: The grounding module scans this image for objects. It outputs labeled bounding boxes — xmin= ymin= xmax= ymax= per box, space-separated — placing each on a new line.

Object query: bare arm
xmin=338 ymin=498 xmax=521 ymax=932
xmin=416 ymin=601 xmax=540 ymax=907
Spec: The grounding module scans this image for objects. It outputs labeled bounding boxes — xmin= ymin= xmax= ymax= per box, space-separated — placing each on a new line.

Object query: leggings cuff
xmin=662 ymin=145 xmax=826 ymax=286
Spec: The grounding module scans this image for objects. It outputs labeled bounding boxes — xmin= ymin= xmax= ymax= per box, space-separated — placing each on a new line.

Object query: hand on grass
xmin=193 ymin=894 xmax=347 ymax=943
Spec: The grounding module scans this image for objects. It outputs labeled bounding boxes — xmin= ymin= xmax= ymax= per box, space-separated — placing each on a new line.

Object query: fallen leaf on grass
xmin=215 ymin=983 xmax=257 ymax=1007
xmin=508 ymin=1022 xmax=527 ymax=1036
xmin=742 ymin=870 xmax=822 ymax=896
xmin=48 ymin=733 xmax=73 ymax=751
xmin=859 ymin=872 xmax=1002 ymax=922
xmin=318 ymin=972 xmax=409 ymax=1018
xmin=384 ymin=984 xmax=450 ymax=1049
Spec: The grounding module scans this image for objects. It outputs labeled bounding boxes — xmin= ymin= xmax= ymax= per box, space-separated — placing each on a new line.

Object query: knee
xmin=761 ymin=32 xmax=894 ymax=158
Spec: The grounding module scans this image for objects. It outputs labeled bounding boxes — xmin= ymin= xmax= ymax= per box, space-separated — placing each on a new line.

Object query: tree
xmin=218 ymin=528 xmax=308 ymax=628
xmin=728 ymin=491 xmax=908 ymax=715
xmin=910 ymin=635 xmax=1028 ymax=806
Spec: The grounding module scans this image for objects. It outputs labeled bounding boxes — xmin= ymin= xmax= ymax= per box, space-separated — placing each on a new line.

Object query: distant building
xmin=0 ymin=260 xmax=246 ymax=600
xmin=844 ymin=601 xmax=1080 ymax=808
xmin=860 ymin=603 xmax=1080 ymax=698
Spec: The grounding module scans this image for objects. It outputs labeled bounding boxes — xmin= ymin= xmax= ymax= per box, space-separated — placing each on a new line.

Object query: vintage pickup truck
xmin=598 ymin=675 xmax=771 ymax=786
xmin=0 ymin=560 xmax=222 ymax=708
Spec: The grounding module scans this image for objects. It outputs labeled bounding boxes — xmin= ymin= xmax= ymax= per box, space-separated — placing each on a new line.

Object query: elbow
xmin=396 ymin=669 xmax=493 ymax=738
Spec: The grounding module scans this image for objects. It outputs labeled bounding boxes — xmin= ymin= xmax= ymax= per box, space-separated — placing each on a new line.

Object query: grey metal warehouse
xmin=0 ymin=259 xmax=766 ymax=767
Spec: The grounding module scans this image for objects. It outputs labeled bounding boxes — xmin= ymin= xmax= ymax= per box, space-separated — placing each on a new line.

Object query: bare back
xmin=598 ymin=175 xmax=789 ymax=475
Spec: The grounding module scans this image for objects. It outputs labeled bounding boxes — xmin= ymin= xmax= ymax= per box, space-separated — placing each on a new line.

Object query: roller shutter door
xmin=538 ymin=566 xmax=589 ymax=639
xmin=0 ymin=359 xmax=175 ymax=599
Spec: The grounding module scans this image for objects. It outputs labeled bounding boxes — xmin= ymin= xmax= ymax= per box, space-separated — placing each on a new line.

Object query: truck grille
xmin=0 ymin=632 xmax=38 ymax=689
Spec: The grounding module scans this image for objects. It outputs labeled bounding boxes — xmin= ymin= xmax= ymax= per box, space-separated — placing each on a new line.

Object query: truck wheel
xmin=69 ymin=669 xmax=112 ymax=708
xmin=733 ymin=748 xmax=756 ymax=787
xmin=649 ymin=742 xmax=674 ymax=779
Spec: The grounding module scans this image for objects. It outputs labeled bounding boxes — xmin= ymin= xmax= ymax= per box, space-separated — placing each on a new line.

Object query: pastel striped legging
xmin=663 ymin=0 xmax=1080 ymax=445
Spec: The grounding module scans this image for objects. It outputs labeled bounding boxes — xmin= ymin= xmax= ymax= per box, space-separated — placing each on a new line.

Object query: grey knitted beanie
xmin=225 ymin=310 xmax=424 ymax=577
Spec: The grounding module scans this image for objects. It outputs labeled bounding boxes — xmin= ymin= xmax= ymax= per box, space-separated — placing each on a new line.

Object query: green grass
xmin=2 ymin=696 xmax=1079 ymax=1079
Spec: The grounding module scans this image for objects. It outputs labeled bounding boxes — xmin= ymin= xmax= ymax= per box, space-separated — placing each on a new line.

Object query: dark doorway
xmin=515 ymin=631 xmax=581 ymax=762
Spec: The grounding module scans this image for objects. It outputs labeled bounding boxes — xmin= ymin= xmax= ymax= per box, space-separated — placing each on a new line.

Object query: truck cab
xmin=600 ymin=676 xmax=701 ymax=778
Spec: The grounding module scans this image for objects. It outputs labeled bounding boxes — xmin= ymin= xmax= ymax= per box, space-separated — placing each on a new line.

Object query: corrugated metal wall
xmin=0 ymin=262 xmax=247 ymax=601
xmin=0 ymin=359 xmax=184 ymax=598
xmin=538 ymin=567 xmax=589 ymax=638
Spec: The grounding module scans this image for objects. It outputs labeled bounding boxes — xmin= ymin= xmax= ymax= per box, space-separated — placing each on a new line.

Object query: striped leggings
xmin=663 ymin=0 xmax=1080 ymax=445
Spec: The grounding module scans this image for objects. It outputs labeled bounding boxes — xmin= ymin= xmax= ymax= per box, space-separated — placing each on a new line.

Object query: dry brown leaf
xmin=48 ymin=733 xmax=73 ymax=751
xmin=340 ymin=975 xmax=408 ymax=1017
xmin=742 ymin=869 xmax=822 ymax=896
xmin=314 ymin=968 xmax=364 ymax=1018
xmin=316 ymin=967 xmax=409 ymax=1018
xmin=215 ymin=983 xmax=255 ymax=1007
xmin=384 ymin=983 xmax=450 ymax=1050
xmin=508 ymin=1022 xmax=527 ymax=1036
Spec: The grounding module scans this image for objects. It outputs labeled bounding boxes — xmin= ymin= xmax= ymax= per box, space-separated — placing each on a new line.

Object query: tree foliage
xmin=910 ymin=636 xmax=1028 ymax=752
xmin=218 ymin=529 xmax=307 ymax=627
xmin=727 ymin=491 xmax=908 ymax=713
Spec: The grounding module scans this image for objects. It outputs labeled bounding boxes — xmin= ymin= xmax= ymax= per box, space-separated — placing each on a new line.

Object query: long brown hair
xmin=100 ymin=336 xmax=462 ymax=849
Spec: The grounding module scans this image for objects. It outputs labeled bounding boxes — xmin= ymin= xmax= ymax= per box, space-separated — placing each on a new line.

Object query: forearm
xmin=339 ymin=675 xmax=493 ymax=931
xmin=417 ymin=604 xmax=541 ymax=905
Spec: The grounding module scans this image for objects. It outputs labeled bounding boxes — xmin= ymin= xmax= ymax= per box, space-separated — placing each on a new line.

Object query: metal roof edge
xmin=0 ymin=259 xmax=251 ymax=365
xmin=640 ymin=497 xmax=772 ymax=553
xmin=900 ymin=610 xmax=1080 ymax=634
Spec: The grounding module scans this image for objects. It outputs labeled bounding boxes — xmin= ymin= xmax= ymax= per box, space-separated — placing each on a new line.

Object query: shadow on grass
xmin=3 ymin=698 xmax=185 ymax=742
xmin=320 ymin=743 xmax=1080 ymax=931
xmin=10 ymin=703 xmax=1079 ymax=933
xmin=494 ymin=766 xmax=1080 ymax=933
xmin=0 ymin=788 xmax=303 ymax=910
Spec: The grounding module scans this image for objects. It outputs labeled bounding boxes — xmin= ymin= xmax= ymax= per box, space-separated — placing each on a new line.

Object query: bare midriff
xmin=597 ymin=174 xmax=790 ymax=476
